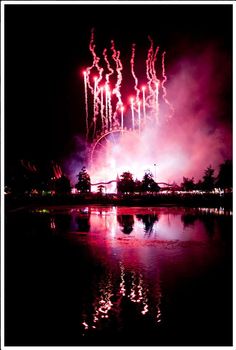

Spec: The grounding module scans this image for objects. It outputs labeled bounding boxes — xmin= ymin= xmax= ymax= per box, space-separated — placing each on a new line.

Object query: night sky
xmin=4 ymin=3 xmax=232 ymax=180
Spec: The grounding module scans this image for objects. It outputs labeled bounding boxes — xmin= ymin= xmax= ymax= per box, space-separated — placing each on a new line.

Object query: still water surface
xmin=5 ymin=206 xmax=232 ymax=346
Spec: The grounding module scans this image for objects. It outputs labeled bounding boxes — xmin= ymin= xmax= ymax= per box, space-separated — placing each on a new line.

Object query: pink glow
xmin=65 ymin=205 xmax=225 ymax=330
xmin=66 ymin=35 xmax=231 ymax=189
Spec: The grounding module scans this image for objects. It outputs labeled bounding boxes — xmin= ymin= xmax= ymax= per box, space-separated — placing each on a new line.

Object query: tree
xmin=202 ymin=165 xmax=215 ymax=192
xmin=195 ymin=180 xmax=203 ymax=191
xmin=216 ymin=160 xmax=232 ymax=191
xmin=142 ymin=170 xmax=155 ymax=192
xmin=9 ymin=160 xmax=41 ymax=195
xmin=117 ymin=171 xmax=135 ymax=194
xmin=55 ymin=175 xmax=71 ymax=195
xmin=75 ymin=167 xmax=91 ymax=193
xmin=150 ymin=181 xmax=161 ymax=193
xmin=181 ymin=177 xmax=195 ymax=191
xmin=134 ymin=179 xmax=142 ymax=194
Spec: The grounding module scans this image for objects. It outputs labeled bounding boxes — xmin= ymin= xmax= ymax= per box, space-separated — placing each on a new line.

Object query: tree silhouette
xmin=216 ymin=160 xmax=232 ymax=191
xmin=134 ymin=179 xmax=142 ymax=194
xmin=202 ymin=165 xmax=215 ymax=191
xmin=75 ymin=167 xmax=91 ymax=193
xmin=181 ymin=177 xmax=195 ymax=191
xmin=142 ymin=170 xmax=158 ymax=193
xmin=117 ymin=171 xmax=135 ymax=194
xmin=195 ymin=179 xmax=203 ymax=191
xmin=55 ymin=175 xmax=71 ymax=195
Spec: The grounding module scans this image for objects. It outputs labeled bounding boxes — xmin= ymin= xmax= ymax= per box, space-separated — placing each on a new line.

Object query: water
xmin=5 ymin=206 xmax=232 ymax=346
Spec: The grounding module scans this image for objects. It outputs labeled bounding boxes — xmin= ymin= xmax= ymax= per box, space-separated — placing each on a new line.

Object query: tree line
xmin=75 ymin=160 xmax=232 ymax=195
xmin=5 ymin=159 xmax=232 ymax=196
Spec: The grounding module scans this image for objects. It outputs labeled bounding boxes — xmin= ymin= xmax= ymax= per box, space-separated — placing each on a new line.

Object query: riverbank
xmin=5 ymin=192 xmax=232 ymax=212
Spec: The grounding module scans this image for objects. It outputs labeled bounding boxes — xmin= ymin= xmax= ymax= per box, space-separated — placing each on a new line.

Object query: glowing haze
xmin=66 ymin=31 xmax=231 ymax=191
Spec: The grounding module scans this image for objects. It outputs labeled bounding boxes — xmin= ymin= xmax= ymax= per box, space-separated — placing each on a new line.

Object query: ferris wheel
xmin=89 ymin=126 xmax=134 ymax=167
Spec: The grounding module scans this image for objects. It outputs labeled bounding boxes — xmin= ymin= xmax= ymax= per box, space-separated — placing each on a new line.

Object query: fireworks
xmin=83 ymin=30 xmax=174 ymax=143
xmin=80 ymin=30 xmax=175 ymax=191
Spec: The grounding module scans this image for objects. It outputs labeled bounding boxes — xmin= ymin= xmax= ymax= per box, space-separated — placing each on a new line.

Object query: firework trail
xmin=82 ymin=30 xmax=173 ymax=143
xmin=108 ymin=87 xmax=112 ymax=130
xmin=111 ymin=40 xmax=123 ymax=126
xmin=142 ymin=86 xmax=146 ymax=124
xmin=103 ymin=47 xmax=114 ymax=130
xmin=86 ymin=29 xmax=96 ymax=92
xmin=152 ymin=45 xmax=160 ymax=121
xmin=88 ymin=28 xmax=103 ymax=133
xmin=152 ymin=45 xmax=160 ymax=82
xmin=103 ymin=47 xmax=114 ymax=86
xmin=131 ymin=97 xmax=135 ymax=130
xmin=145 ymin=36 xmax=161 ymax=121
xmin=130 ymin=43 xmax=140 ymax=109
xmin=138 ymin=100 xmax=141 ymax=133
xmin=52 ymin=162 xmax=62 ymax=179
xmin=145 ymin=36 xmax=155 ymax=108
xmin=93 ymin=76 xmax=98 ymax=139
xmin=100 ymin=86 xmax=104 ymax=131
xmin=161 ymin=51 xmax=174 ymax=117
xmin=83 ymin=71 xmax=89 ymax=140
xmin=105 ymin=84 xmax=109 ymax=129
xmin=20 ymin=160 xmax=37 ymax=173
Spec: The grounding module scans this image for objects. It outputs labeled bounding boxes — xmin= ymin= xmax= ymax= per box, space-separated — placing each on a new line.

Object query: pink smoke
xmin=65 ymin=41 xmax=232 ymax=190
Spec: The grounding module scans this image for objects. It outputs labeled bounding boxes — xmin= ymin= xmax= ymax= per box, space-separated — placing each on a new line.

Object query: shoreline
xmin=5 ymin=192 xmax=233 ymax=212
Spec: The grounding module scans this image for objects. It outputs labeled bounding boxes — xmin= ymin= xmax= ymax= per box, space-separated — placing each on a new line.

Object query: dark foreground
xmin=5 ymin=205 xmax=232 ymax=346
xmin=5 ymin=191 xmax=233 ymax=211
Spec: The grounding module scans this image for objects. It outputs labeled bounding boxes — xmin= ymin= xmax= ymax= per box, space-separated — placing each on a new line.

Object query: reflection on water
xmin=29 ymin=205 xmax=232 ymax=344
xmin=81 ymin=260 xmax=162 ymax=335
xmin=136 ymin=213 xmax=159 ymax=236
xmin=117 ymin=215 xmax=134 ymax=234
xmin=45 ymin=206 xmax=232 ymax=243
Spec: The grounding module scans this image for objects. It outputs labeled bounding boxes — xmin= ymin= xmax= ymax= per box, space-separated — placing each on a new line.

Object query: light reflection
xmin=155 ymin=285 xmax=162 ymax=323
xmin=197 ymin=207 xmax=232 ymax=216
xmin=44 ymin=205 xmax=231 ymax=334
xmin=50 ymin=217 xmax=56 ymax=230
xmin=63 ymin=205 xmax=232 ymax=242
xmin=81 ymin=261 xmax=161 ymax=333
xmin=127 ymin=271 xmax=150 ymax=316
xmin=119 ymin=262 xmax=126 ymax=296
xmin=81 ymin=273 xmax=114 ymax=331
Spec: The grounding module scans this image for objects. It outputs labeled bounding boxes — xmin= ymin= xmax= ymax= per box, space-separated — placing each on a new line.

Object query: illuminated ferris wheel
xmin=89 ymin=126 xmax=132 ymax=167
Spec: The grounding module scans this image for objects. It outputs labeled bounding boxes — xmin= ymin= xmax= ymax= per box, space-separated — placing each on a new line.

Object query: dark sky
xmin=4 ymin=3 xmax=232 ymax=172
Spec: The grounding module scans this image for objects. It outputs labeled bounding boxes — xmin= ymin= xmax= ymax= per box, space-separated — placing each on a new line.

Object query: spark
xmin=83 ymin=30 xmax=173 ymax=140
xmin=130 ymin=43 xmax=140 ymax=107
xmin=161 ymin=51 xmax=174 ymax=118
xmin=111 ymin=40 xmax=123 ymax=127
xmin=142 ymin=86 xmax=146 ymax=124
xmin=130 ymin=97 xmax=135 ymax=130
xmin=83 ymin=71 xmax=89 ymax=140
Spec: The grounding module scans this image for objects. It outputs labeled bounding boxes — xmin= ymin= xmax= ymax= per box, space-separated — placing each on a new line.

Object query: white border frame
xmin=1 ymin=1 xmax=235 ymax=350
